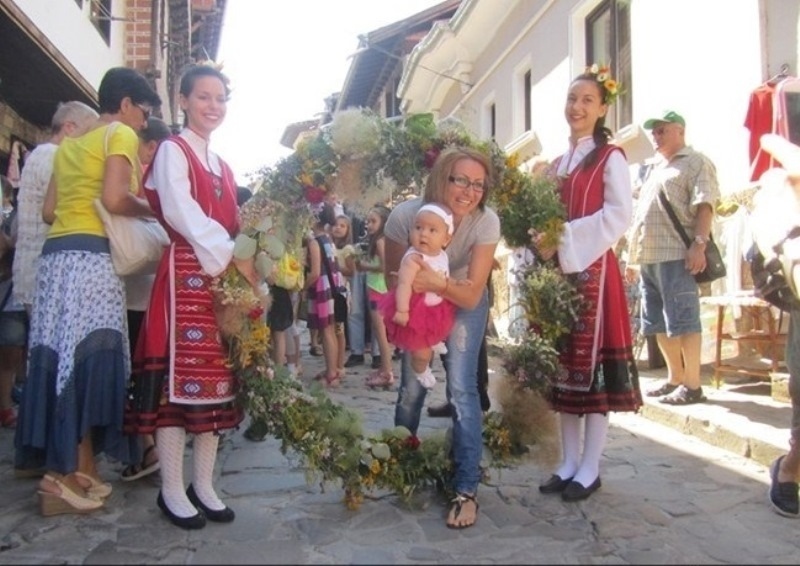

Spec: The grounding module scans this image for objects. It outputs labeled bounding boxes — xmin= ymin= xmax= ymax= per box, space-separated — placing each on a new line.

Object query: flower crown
xmin=585 ymin=63 xmax=621 ymax=105
xmin=197 ymin=58 xmax=224 ymax=72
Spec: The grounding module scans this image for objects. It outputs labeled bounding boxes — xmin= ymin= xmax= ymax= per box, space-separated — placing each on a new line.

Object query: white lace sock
xmin=554 ymin=413 xmax=581 ymax=480
xmin=155 ymin=427 xmax=197 ymax=518
xmin=573 ymin=413 xmax=608 ymax=487
xmin=415 ymin=367 xmax=436 ymax=389
xmin=192 ymin=432 xmax=226 ymax=511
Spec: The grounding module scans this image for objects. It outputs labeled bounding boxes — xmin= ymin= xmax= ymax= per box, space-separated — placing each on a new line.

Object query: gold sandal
xmin=38 ymin=474 xmax=104 ymax=517
xmin=75 ymin=471 xmax=113 ymax=499
xmin=446 ymin=493 xmax=479 ymax=529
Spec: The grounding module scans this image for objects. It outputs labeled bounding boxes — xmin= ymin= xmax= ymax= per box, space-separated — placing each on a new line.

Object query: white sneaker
xmin=432 ymin=342 xmax=448 ymax=355
xmin=415 ymin=367 xmax=436 ymax=390
xmin=286 ymin=363 xmax=298 ymax=378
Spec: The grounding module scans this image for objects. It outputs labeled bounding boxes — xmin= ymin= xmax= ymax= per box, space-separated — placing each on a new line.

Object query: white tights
xmin=554 ymin=412 xmax=609 ymax=488
xmin=156 ymin=427 xmax=225 ymax=518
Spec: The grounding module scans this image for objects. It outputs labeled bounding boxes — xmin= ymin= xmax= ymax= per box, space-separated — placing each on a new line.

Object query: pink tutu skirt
xmin=380 ymin=292 xmax=456 ymax=351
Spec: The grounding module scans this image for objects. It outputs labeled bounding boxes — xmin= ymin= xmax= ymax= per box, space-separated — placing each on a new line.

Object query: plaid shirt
xmin=11 ymin=143 xmax=57 ymax=306
xmin=627 ymin=146 xmax=719 ymax=265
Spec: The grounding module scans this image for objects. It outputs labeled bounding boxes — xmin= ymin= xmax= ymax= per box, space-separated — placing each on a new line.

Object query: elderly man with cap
xmin=624 ymin=110 xmax=720 ymax=405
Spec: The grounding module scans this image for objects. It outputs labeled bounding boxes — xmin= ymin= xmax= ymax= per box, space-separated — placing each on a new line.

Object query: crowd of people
xmin=0 ymin=60 xmax=798 ymax=534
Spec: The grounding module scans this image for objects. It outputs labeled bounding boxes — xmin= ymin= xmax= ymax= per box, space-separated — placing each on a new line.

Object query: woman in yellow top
xmin=15 ymin=66 xmax=161 ymax=516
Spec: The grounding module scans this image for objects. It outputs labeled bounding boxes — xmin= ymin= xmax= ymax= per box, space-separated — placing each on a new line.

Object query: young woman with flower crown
xmin=124 ymin=64 xmax=259 ymax=529
xmin=532 ymin=65 xmax=642 ymax=502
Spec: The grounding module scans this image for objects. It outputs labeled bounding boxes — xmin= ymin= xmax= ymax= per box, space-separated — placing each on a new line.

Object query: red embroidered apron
xmin=125 ymin=136 xmax=243 ymax=433
xmin=549 ymin=145 xmax=642 ymax=414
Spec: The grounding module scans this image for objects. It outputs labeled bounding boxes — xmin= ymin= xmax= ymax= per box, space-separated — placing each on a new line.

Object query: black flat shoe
xmin=561 ymin=477 xmax=602 ymax=502
xmin=186 ymin=484 xmax=235 ymax=523
xmin=426 ymin=402 xmax=453 ymax=418
xmin=344 ymin=354 xmax=365 ymax=368
xmin=157 ymin=491 xmax=206 ymax=530
xmin=539 ymin=474 xmax=573 ymax=494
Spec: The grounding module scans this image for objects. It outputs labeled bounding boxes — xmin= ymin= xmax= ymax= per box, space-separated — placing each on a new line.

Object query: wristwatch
xmin=693 ymin=234 xmax=708 ymax=246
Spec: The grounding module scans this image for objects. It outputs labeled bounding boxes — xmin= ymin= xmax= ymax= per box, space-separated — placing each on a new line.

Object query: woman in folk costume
xmin=533 ymin=65 xmax=642 ymax=502
xmin=125 ymin=64 xmax=259 ymax=530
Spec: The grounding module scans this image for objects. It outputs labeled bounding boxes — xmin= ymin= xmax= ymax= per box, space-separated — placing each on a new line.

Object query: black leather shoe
xmin=561 ymin=477 xmax=602 ymax=502
xmin=344 ymin=354 xmax=365 ymax=368
xmin=157 ymin=491 xmax=206 ymax=530
xmin=427 ymin=402 xmax=453 ymax=418
xmin=371 ymin=355 xmax=382 ymax=369
xmin=187 ymin=484 xmax=235 ymax=523
xmin=769 ymin=455 xmax=800 ymax=517
xmin=538 ymin=474 xmax=573 ymax=494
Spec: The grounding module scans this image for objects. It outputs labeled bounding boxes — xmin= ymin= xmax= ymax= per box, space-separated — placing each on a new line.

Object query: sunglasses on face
xmin=136 ymin=104 xmax=152 ymax=121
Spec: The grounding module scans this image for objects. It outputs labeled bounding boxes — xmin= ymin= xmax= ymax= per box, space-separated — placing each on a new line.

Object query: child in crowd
xmin=331 ymin=214 xmax=355 ymax=379
xmin=356 ymin=204 xmax=395 ymax=389
xmin=381 ymin=203 xmax=463 ymax=389
xmin=304 ymin=209 xmax=347 ymax=386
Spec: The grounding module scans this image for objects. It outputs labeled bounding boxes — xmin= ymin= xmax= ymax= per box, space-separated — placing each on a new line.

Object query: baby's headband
xmin=418 ymin=203 xmax=454 ymax=235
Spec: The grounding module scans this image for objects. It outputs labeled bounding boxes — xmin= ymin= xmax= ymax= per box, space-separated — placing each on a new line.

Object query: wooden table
xmin=700 ymin=293 xmax=789 ymax=387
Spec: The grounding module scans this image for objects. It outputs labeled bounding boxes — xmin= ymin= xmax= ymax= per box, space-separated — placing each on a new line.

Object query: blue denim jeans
xmin=394 ymin=289 xmax=489 ymax=495
xmin=640 ymin=260 xmax=702 ymax=336
xmin=347 ymin=271 xmax=367 ymax=354
xmin=348 ymin=270 xmax=378 ymax=356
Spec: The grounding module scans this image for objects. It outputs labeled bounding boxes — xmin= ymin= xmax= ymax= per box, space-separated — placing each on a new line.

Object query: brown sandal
xmin=446 ymin=492 xmax=479 ymax=529
xmin=121 ymin=445 xmax=160 ymax=482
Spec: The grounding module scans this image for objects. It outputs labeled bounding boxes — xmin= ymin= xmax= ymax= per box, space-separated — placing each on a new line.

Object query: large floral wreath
xmin=212 ymin=109 xmax=583 ymax=509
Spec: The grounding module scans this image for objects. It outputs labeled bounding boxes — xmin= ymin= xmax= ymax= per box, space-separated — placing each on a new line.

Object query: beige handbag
xmin=95 ymin=122 xmax=169 ymax=276
xmin=94 ymin=197 xmax=168 ymax=276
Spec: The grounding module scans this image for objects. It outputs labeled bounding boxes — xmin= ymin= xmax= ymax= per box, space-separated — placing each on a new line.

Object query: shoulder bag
xmin=94 ymin=122 xmax=169 ymax=276
xmin=658 ymin=190 xmax=726 ymax=284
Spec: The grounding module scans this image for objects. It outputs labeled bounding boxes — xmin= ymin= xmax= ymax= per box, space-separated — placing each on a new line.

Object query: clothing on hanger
xmin=744 ymin=66 xmax=793 ymax=181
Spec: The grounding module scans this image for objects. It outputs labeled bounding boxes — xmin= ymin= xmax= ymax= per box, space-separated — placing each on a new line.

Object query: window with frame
xmin=482 ymin=101 xmax=496 ymax=140
xmin=90 ymin=0 xmax=112 ymax=45
xmin=512 ymin=62 xmax=532 ymax=138
xmin=384 ymin=76 xmax=402 ymax=119
xmin=489 ymin=102 xmax=496 ymax=140
xmin=586 ymin=0 xmax=631 ymax=131
xmin=523 ymin=70 xmax=532 ymax=132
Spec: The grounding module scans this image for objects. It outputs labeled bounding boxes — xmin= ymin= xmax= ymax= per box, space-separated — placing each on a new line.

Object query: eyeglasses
xmin=136 ymin=104 xmax=152 ymax=121
xmin=448 ymin=175 xmax=486 ymax=193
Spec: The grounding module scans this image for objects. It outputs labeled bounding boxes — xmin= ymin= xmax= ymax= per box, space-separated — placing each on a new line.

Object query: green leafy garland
xmin=212 ymin=109 xmax=583 ymax=509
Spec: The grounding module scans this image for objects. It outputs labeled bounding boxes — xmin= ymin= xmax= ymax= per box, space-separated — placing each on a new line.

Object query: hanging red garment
xmin=744 ymin=82 xmax=777 ymax=181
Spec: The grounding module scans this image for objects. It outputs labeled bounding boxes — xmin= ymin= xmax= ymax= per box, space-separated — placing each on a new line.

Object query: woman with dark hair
xmin=533 ymin=66 xmax=641 ymax=502
xmin=125 ymin=64 xmax=258 ymax=529
xmin=384 ymin=146 xmax=500 ymax=529
xmin=15 ymin=66 xmax=160 ymax=516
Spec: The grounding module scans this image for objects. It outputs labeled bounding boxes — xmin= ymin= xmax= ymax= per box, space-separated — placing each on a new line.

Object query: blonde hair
xmin=423 ymin=146 xmax=493 ymax=210
xmin=332 ymin=214 xmax=353 ymax=248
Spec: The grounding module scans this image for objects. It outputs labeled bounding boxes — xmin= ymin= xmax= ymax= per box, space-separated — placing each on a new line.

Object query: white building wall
xmin=423 ymin=0 xmax=791 ymax=197
xmin=14 ymin=0 xmax=125 ymax=89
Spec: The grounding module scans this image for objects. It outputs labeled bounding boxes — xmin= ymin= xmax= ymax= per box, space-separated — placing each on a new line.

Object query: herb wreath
xmin=212 ymin=109 xmax=582 ymax=508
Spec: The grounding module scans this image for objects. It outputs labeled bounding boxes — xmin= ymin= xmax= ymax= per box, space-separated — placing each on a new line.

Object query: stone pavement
xmin=1 ymin=332 xmax=799 ymax=564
